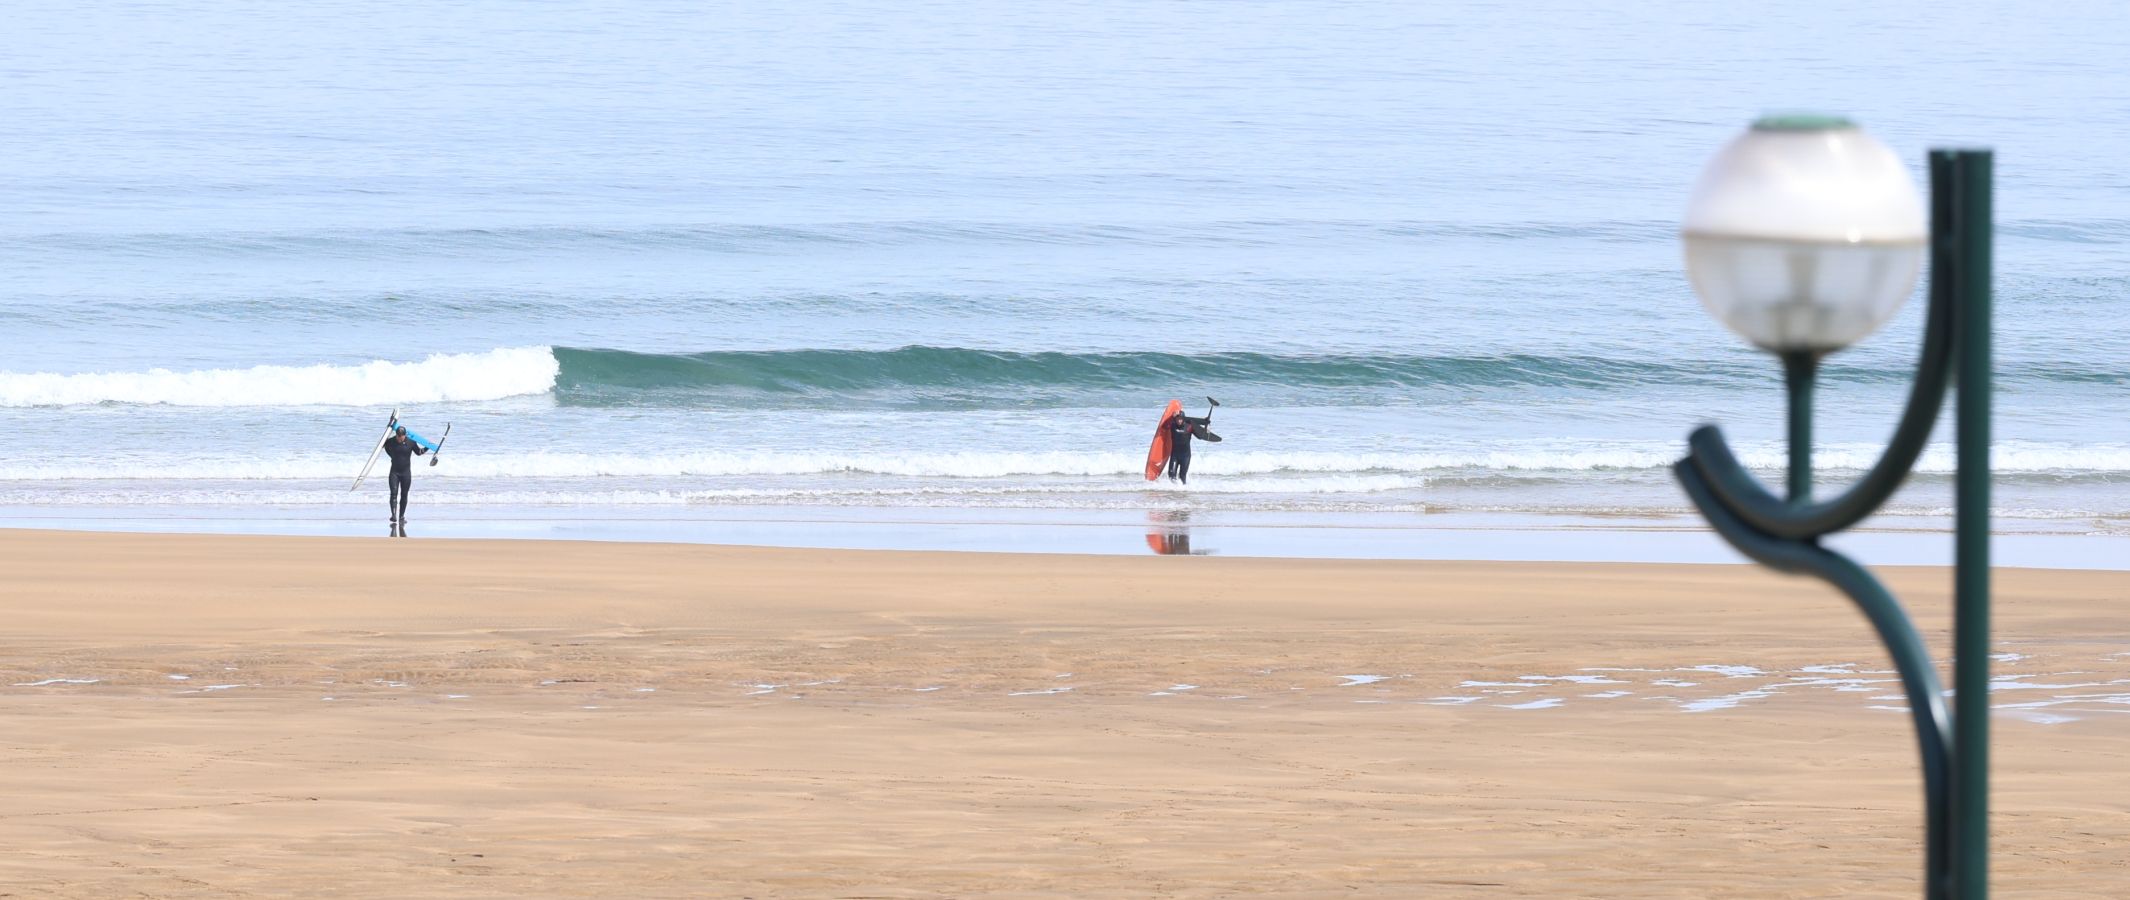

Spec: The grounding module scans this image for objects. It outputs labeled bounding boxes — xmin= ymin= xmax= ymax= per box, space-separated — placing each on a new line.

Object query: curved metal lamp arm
xmin=1682 ymin=270 xmax=1955 ymax=539
xmin=1676 ymin=460 xmax=1952 ymax=894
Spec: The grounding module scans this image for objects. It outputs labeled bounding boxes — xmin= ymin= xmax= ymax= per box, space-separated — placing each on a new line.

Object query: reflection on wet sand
xmin=1145 ymin=509 xmax=1207 ymax=555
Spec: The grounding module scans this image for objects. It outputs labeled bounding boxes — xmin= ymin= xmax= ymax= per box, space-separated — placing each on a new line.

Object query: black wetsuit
xmin=1165 ymin=414 xmax=1212 ymax=483
xmin=381 ymin=436 xmax=426 ymax=521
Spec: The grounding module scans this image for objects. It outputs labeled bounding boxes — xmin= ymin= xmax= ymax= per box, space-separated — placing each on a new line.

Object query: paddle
xmin=428 ymin=423 xmax=452 ymax=466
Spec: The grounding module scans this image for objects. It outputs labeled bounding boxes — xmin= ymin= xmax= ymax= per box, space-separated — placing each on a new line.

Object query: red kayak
xmin=1143 ymin=399 xmax=1182 ymax=481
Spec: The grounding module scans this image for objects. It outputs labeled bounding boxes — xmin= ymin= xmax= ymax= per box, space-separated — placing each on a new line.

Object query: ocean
xmin=5 ymin=0 xmax=2129 ymax=551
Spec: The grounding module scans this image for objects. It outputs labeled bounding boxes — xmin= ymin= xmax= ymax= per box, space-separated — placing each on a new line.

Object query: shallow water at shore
xmin=11 ymin=505 xmax=2130 ymax=569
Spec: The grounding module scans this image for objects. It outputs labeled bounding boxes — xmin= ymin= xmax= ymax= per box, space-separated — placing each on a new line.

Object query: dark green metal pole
xmin=1942 ymin=148 xmax=1993 ymax=898
xmin=1783 ymin=352 xmax=1818 ymax=504
xmin=1679 ymin=136 xmax=1991 ymax=898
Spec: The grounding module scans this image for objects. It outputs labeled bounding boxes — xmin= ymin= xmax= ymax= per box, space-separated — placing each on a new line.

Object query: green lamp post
xmin=1672 ymin=115 xmax=1992 ymax=899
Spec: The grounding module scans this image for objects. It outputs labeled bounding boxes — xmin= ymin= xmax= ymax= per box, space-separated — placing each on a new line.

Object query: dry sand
xmin=2 ymin=528 xmax=2127 ymax=898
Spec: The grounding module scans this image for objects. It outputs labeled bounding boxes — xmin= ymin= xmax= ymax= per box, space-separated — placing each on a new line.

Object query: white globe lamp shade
xmin=1682 ymin=115 xmax=1927 ymax=353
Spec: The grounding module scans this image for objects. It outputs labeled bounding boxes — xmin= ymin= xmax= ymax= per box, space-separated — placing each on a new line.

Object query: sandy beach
xmin=2 ymin=529 xmax=2127 ymax=898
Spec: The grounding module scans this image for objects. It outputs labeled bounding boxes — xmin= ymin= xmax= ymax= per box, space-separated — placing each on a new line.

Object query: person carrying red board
xmin=1164 ymin=400 xmax=1219 ymax=484
xmin=1142 ymin=397 xmax=1222 ymax=484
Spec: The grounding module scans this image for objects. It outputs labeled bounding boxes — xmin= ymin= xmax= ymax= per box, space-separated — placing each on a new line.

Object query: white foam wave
xmin=0 ymin=476 xmax=1428 ymax=507
xmin=3 ymin=485 xmax=2099 ymax=518
xmin=0 ymin=449 xmax=1438 ymax=481
xmin=0 ymin=347 xmax=558 ymax=407
xmin=1324 ymin=442 xmax=2130 ymax=477
xmin=8 ymin=441 xmax=2130 ymax=482
xmin=676 ymin=476 xmax=1429 ymax=496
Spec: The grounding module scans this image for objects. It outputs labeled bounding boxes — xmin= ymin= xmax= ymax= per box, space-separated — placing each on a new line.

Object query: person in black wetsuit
xmin=381 ymin=425 xmax=427 ymax=523
xmin=1165 ymin=409 xmax=1214 ymax=484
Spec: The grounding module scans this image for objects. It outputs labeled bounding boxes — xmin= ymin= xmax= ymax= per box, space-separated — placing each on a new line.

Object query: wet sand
xmin=2 ymin=528 xmax=2127 ymax=897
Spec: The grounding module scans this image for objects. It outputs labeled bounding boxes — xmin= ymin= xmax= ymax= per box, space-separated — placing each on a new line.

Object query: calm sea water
xmin=4 ymin=1 xmax=2128 ymax=533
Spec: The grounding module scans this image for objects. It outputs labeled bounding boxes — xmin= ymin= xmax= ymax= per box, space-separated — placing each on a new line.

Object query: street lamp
xmin=1672 ymin=115 xmax=1993 ymax=900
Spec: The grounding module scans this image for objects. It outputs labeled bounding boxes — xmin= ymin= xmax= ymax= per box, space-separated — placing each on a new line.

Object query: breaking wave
xmin=12 ymin=344 xmax=2130 ymax=409
xmin=0 ymin=347 xmax=557 ymax=408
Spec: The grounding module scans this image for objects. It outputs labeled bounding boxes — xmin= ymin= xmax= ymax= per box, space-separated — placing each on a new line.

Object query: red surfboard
xmin=1144 ymin=399 xmax=1182 ymax=481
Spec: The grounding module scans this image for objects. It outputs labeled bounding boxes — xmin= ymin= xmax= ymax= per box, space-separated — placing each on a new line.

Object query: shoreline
xmin=9 ymin=502 xmax=2130 ymax=569
xmin=4 ymin=529 xmax=2128 ymax=896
